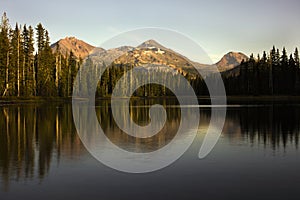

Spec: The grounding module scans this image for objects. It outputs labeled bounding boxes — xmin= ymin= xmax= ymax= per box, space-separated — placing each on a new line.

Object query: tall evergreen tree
xmin=294 ymin=48 xmax=299 ymax=68
xmin=54 ymin=43 xmax=62 ymax=96
xmin=35 ymin=23 xmax=45 ymax=95
xmin=281 ymin=47 xmax=288 ymax=66
xmin=43 ymin=30 xmax=56 ymax=96
xmin=10 ymin=24 xmax=23 ymax=97
xmin=0 ymin=12 xmax=11 ymax=96
xmin=21 ymin=25 xmax=35 ymax=96
xmin=262 ymin=51 xmax=267 ymax=63
xmin=28 ymin=26 xmax=35 ymax=96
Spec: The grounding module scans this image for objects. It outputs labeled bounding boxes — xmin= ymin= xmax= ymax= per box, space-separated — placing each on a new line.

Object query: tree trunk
xmin=55 ymin=55 xmax=59 ymax=92
xmin=269 ymin=63 xmax=273 ymax=95
xmin=32 ymin=61 xmax=36 ymax=96
xmin=17 ymin=35 xmax=20 ymax=97
xmin=3 ymin=51 xmax=10 ymax=96
xmin=22 ymin=55 xmax=26 ymax=96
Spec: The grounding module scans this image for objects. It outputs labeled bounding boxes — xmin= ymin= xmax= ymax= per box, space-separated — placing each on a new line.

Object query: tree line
xmin=219 ymin=46 xmax=300 ymax=95
xmin=1 ymin=12 xmax=300 ymax=98
xmin=0 ymin=13 xmax=81 ymax=98
xmin=76 ymin=58 xmax=207 ymax=97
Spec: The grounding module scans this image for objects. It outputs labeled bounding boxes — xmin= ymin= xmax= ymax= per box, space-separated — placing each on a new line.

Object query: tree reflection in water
xmin=0 ymin=101 xmax=300 ymax=190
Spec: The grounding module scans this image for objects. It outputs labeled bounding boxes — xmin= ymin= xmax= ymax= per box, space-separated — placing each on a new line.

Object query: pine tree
xmin=267 ymin=53 xmax=273 ymax=94
xmin=262 ymin=51 xmax=267 ymax=63
xmin=28 ymin=26 xmax=35 ymax=96
xmin=67 ymin=51 xmax=77 ymax=96
xmin=270 ymin=46 xmax=276 ymax=65
xmin=54 ymin=44 xmax=64 ymax=96
xmin=43 ymin=30 xmax=55 ymax=96
xmin=294 ymin=48 xmax=299 ymax=68
xmin=281 ymin=47 xmax=288 ymax=66
xmin=289 ymin=54 xmax=295 ymax=67
xmin=34 ymin=25 xmax=55 ymax=96
xmin=10 ymin=24 xmax=23 ymax=97
xmin=294 ymin=48 xmax=300 ymax=93
xmin=281 ymin=47 xmax=289 ymax=93
xmin=35 ymin=23 xmax=45 ymax=95
xmin=21 ymin=25 xmax=28 ymax=95
xmin=0 ymin=12 xmax=11 ymax=96
xmin=36 ymin=23 xmax=44 ymax=53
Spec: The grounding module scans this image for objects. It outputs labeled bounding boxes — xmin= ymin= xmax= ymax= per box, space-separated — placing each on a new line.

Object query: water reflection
xmin=0 ymin=104 xmax=83 ymax=190
xmin=0 ymin=101 xmax=300 ymax=190
xmin=221 ymin=105 xmax=300 ymax=150
xmin=95 ymin=99 xmax=182 ymax=153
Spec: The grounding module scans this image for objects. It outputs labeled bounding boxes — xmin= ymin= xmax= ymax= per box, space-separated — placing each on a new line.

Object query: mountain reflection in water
xmin=0 ymin=100 xmax=300 ymax=194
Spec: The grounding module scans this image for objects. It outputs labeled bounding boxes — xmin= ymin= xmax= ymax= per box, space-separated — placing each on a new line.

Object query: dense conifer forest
xmin=0 ymin=12 xmax=299 ymax=98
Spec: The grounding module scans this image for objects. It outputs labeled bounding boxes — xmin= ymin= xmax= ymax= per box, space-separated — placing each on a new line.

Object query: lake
xmin=0 ymin=100 xmax=300 ymax=200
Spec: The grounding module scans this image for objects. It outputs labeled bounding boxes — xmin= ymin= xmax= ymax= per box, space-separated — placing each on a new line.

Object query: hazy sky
xmin=1 ymin=0 xmax=300 ymax=62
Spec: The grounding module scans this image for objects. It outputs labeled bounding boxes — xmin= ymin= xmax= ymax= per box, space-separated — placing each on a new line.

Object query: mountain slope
xmin=138 ymin=40 xmax=247 ymax=73
xmin=51 ymin=37 xmax=95 ymax=59
xmin=216 ymin=52 xmax=248 ymax=72
xmin=52 ymin=37 xmax=248 ymax=75
xmin=113 ymin=47 xmax=197 ymax=76
xmin=137 ymin=39 xmax=169 ymax=51
xmin=87 ymin=39 xmax=248 ymax=77
xmin=88 ymin=46 xmax=135 ymax=65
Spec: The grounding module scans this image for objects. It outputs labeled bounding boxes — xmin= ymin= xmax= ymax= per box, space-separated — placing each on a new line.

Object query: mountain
xmin=87 ymin=40 xmax=197 ymax=77
xmin=87 ymin=40 xmax=248 ymax=77
xmin=138 ymin=40 xmax=208 ymax=70
xmin=52 ymin=37 xmax=247 ymax=75
xmin=51 ymin=37 xmax=95 ymax=59
xmin=88 ymin=46 xmax=135 ymax=65
xmin=137 ymin=40 xmax=247 ymax=73
xmin=113 ymin=46 xmax=197 ymax=76
xmin=216 ymin=52 xmax=248 ymax=72
xmin=137 ymin=39 xmax=169 ymax=51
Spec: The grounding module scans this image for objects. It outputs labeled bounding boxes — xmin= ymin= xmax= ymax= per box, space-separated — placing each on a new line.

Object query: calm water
xmin=0 ymin=100 xmax=300 ymax=200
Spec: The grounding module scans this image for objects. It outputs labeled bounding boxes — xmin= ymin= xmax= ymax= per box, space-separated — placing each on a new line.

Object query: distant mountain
xmin=88 ymin=40 xmax=248 ymax=77
xmin=51 ymin=37 xmax=95 ymax=59
xmin=137 ymin=39 xmax=169 ymax=51
xmin=216 ymin=52 xmax=248 ymax=72
xmin=88 ymin=46 xmax=135 ymax=65
xmin=137 ymin=40 xmax=248 ymax=72
xmin=52 ymin=37 xmax=247 ymax=75
xmin=138 ymin=40 xmax=208 ymax=70
xmin=113 ymin=45 xmax=197 ymax=76
xmin=87 ymin=40 xmax=197 ymax=77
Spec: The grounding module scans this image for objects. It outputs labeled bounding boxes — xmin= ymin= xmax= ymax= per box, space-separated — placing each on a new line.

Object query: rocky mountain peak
xmin=51 ymin=37 xmax=95 ymax=59
xmin=216 ymin=51 xmax=248 ymax=72
xmin=137 ymin=39 xmax=167 ymax=50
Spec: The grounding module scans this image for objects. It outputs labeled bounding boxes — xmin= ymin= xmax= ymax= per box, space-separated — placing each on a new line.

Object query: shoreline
xmin=1 ymin=95 xmax=300 ymax=105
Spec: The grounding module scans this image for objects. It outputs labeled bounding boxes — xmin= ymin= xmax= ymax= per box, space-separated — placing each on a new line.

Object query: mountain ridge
xmin=51 ymin=37 xmax=248 ymax=72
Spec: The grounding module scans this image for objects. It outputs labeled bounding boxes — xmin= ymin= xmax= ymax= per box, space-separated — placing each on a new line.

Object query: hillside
xmin=113 ymin=46 xmax=197 ymax=76
xmin=216 ymin=52 xmax=248 ymax=72
xmin=51 ymin=37 xmax=95 ymax=59
xmin=51 ymin=37 xmax=247 ymax=75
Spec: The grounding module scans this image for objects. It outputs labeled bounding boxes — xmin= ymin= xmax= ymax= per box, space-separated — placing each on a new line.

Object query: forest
xmin=220 ymin=47 xmax=300 ymax=95
xmin=82 ymin=46 xmax=300 ymax=97
xmin=1 ymin=12 xmax=300 ymax=98
xmin=0 ymin=13 xmax=81 ymax=98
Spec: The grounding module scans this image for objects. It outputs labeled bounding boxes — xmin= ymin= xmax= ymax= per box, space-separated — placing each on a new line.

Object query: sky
xmin=0 ymin=0 xmax=300 ymax=62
